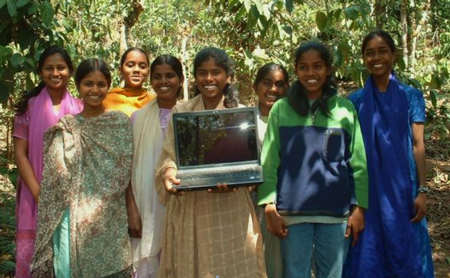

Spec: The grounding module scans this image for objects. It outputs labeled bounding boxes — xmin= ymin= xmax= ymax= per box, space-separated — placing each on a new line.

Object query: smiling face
xmin=295 ymin=49 xmax=330 ymax=100
xmin=254 ymin=70 xmax=288 ymax=116
xmin=39 ymin=53 xmax=71 ymax=94
xmin=195 ymin=58 xmax=231 ymax=105
xmin=151 ymin=63 xmax=182 ymax=104
xmin=120 ymin=50 xmax=150 ymax=89
xmin=363 ymin=35 xmax=396 ymax=80
xmin=78 ymin=70 xmax=109 ymax=110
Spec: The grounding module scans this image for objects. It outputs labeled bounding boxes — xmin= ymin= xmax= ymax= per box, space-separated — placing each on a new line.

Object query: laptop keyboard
xmin=177 ymin=165 xmax=262 ymax=185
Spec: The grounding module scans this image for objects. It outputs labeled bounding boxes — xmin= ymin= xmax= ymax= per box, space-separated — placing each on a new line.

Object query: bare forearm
xmin=125 ymin=182 xmax=139 ymax=215
xmin=16 ymin=156 xmax=40 ymax=199
xmin=413 ymin=145 xmax=427 ymax=186
xmin=14 ymin=137 xmax=40 ymax=202
xmin=412 ymin=123 xmax=427 ymax=186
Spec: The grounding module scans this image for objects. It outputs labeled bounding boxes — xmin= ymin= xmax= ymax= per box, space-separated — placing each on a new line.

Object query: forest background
xmin=0 ymin=0 xmax=449 ymax=277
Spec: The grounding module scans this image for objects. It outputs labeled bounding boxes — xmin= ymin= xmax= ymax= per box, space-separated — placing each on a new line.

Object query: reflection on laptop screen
xmin=174 ymin=109 xmax=258 ymax=167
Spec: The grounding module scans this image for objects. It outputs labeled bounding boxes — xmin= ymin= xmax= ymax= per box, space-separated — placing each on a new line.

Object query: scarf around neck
xmin=28 ymin=87 xmax=82 ymax=182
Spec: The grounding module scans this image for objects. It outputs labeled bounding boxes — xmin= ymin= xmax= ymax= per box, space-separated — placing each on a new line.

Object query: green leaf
xmin=19 ymin=28 xmax=35 ymax=49
xmin=6 ymin=0 xmax=17 ymax=17
xmin=28 ymin=2 xmax=38 ymax=14
xmin=10 ymin=53 xmax=25 ymax=68
xmin=396 ymin=56 xmax=406 ymax=71
xmin=344 ymin=6 xmax=359 ymax=20
xmin=284 ymin=0 xmax=293 ymax=14
xmin=262 ymin=4 xmax=271 ymax=20
xmin=254 ymin=0 xmax=263 ymax=14
xmin=8 ymin=168 xmax=18 ymax=186
xmin=16 ymin=0 xmax=29 ymax=8
xmin=0 ymin=0 xmax=6 ymax=9
xmin=430 ymin=90 xmax=438 ymax=108
xmin=334 ymin=47 xmax=343 ymax=67
xmin=41 ymin=1 xmax=54 ymax=27
xmin=282 ymin=25 xmax=293 ymax=35
xmin=243 ymin=0 xmax=252 ymax=12
xmin=0 ymin=260 xmax=15 ymax=272
xmin=316 ymin=11 xmax=327 ymax=31
xmin=333 ymin=8 xmax=342 ymax=21
xmin=0 ymin=82 xmax=9 ymax=104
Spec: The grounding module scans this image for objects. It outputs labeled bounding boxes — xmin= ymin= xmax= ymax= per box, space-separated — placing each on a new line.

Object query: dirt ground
xmin=427 ymin=136 xmax=450 ymax=278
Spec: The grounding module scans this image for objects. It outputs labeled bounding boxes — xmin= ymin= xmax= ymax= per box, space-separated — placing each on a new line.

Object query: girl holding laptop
xmin=156 ymin=47 xmax=267 ymax=278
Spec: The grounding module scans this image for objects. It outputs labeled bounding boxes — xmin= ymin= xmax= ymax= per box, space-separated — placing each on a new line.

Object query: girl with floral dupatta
xmin=13 ymin=46 xmax=83 ymax=278
xmin=32 ymin=58 xmax=133 ymax=278
xmin=343 ymin=30 xmax=434 ymax=278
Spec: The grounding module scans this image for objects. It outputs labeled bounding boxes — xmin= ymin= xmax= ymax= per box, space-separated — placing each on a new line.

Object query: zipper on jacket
xmin=310 ymin=108 xmax=319 ymax=125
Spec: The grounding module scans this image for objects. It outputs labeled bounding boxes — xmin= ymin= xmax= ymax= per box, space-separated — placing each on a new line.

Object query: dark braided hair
xmin=193 ymin=47 xmax=239 ymax=108
xmin=287 ymin=41 xmax=337 ymax=117
xmin=13 ymin=45 xmax=74 ymax=115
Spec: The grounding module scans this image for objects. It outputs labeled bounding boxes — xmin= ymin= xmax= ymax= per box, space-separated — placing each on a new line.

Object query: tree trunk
xmin=375 ymin=0 xmax=387 ymax=29
xmin=181 ymin=36 xmax=190 ymax=101
xmin=401 ymin=0 xmax=408 ymax=67
xmin=411 ymin=0 xmax=431 ymax=68
xmin=119 ymin=21 xmax=128 ymax=55
xmin=120 ymin=0 xmax=144 ymax=54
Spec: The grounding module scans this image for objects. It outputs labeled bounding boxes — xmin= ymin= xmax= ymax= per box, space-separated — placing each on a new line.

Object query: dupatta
xmin=351 ymin=73 xmax=422 ymax=277
xmin=130 ymin=99 xmax=165 ymax=272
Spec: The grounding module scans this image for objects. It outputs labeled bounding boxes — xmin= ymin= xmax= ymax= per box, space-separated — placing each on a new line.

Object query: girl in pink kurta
xmin=12 ymin=46 xmax=82 ymax=278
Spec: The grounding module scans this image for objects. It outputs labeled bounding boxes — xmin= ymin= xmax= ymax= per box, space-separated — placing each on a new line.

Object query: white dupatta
xmin=131 ymin=99 xmax=166 ymax=273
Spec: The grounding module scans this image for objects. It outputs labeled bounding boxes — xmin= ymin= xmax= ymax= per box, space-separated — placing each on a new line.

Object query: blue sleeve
xmin=404 ymin=85 xmax=425 ymax=123
xmin=347 ymin=89 xmax=364 ymax=111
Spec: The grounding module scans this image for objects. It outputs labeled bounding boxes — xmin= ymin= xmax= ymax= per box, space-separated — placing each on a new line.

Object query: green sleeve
xmin=349 ymin=106 xmax=369 ymax=209
xmin=257 ymin=101 xmax=282 ymax=205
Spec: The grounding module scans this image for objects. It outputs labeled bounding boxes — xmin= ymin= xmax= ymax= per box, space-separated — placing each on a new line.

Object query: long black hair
xmin=75 ymin=58 xmax=112 ymax=89
xmin=13 ymin=45 xmax=74 ymax=115
xmin=287 ymin=41 xmax=337 ymax=117
xmin=150 ymin=54 xmax=184 ymax=98
xmin=193 ymin=47 xmax=239 ymax=108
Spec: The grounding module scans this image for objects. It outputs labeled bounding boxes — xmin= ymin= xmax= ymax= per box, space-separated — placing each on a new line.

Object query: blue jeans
xmin=280 ymin=222 xmax=349 ymax=278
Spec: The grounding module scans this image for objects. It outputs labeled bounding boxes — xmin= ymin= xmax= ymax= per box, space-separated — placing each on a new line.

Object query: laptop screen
xmin=173 ymin=107 xmax=259 ymax=168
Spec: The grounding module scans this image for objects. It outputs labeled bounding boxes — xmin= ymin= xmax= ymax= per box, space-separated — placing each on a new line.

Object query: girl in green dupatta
xmin=32 ymin=58 xmax=133 ymax=278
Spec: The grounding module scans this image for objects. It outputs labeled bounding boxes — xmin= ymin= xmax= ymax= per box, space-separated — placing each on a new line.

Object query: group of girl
xmin=13 ymin=29 xmax=434 ymax=278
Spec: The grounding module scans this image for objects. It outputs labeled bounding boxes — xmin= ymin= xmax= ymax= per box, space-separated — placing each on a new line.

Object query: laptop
xmin=172 ymin=107 xmax=264 ymax=191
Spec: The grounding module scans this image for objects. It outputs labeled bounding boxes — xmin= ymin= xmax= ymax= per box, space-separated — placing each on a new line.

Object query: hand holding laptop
xmin=163 ymin=167 xmax=183 ymax=194
xmin=164 ymin=167 xmax=238 ymax=194
xmin=207 ymin=184 xmax=238 ymax=193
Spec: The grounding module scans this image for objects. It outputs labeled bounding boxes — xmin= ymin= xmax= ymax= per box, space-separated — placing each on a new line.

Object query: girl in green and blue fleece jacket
xmin=258 ymin=41 xmax=369 ymax=278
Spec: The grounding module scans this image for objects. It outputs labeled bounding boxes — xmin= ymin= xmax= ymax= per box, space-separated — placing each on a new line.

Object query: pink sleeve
xmin=130 ymin=111 xmax=137 ymax=125
xmin=13 ymin=98 xmax=34 ymax=141
xmin=13 ymin=111 xmax=30 ymax=141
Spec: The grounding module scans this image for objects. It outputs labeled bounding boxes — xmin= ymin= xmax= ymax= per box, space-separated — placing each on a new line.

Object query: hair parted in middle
xmin=193 ymin=47 xmax=239 ymax=108
xmin=287 ymin=40 xmax=337 ymax=117
xmin=75 ymin=58 xmax=112 ymax=89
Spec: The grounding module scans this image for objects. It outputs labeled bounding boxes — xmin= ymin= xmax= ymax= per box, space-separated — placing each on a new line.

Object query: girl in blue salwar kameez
xmin=343 ymin=30 xmax=434 ymax=278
